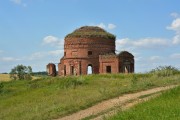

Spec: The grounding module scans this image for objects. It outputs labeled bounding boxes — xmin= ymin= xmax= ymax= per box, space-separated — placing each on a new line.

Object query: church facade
xmin=47 ymin=26 xmax=134 ymax=76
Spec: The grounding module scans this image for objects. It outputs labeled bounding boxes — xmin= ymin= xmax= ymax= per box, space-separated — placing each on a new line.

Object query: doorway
xmin=106 ymin=66 xmax=111 ymax=73
xmin=87 ymin=64 xmax=93 ymax=74
xmin=124 ymin=65 xmax=130 ymax=73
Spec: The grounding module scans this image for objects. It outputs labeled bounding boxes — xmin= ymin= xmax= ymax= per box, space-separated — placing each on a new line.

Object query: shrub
xmin=10 ymin=65 xmax=33 ymax=80
xmin=150 ymin=66 xmax=179 ymax=77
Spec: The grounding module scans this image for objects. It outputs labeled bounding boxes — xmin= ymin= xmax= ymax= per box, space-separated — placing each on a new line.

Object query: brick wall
xmin=59 ymin=37 xmax=115 ymax=76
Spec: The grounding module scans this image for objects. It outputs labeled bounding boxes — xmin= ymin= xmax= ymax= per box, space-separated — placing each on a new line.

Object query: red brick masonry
xmin=47 ymin=26 xmax=134 ymax=76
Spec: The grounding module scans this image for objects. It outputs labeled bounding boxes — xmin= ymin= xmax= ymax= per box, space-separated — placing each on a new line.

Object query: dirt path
xmin=92 ymin=93 xmax=160 ymax=120
xmin=57 ymin=85 xmax=177 ymax=120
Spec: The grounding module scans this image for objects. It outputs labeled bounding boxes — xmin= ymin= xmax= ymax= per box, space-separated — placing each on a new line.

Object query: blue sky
xmin=0 ymin=0 xmax=180 ymax=73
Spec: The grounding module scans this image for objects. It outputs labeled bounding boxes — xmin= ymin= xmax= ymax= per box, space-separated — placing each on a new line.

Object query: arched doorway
xmin=123 ymin=65 xmax=130 ymax=73
xmin=87 ymin=64 xmax=93 ymax=74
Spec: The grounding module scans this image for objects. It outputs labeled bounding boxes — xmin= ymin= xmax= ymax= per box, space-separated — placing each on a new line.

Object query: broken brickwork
xmin=47 ymin=26 xmax=134 ymax=76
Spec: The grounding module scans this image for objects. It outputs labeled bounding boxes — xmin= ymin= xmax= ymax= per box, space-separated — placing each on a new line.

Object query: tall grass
xmin=0 ymin=73 xmax=180 ymax=120
xmin=150 ymin=66 xmax=179 ymax=77
xmin=108 ymin=86 xmax=180 ymax=120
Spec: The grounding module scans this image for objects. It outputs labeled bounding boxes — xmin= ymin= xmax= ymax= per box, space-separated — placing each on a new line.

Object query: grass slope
xmin=0 ymin=74 xmax=180 ymax=120
xmin=108 ymin=86 xmax=180 ymax=120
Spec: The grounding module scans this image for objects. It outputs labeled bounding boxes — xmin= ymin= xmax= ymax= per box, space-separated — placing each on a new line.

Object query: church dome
xmin=65 ymin=26 xmax=116 ymax=39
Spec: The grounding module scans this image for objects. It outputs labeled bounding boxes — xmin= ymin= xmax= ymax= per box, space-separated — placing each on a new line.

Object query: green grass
xmin=0 ymin=73 xmax=180 ymax=120
xmin=108 ymin=86 xmax=180 ymax=120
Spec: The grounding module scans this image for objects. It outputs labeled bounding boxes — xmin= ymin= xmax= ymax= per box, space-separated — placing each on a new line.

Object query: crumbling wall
xmin=118 ymin=51 xmax=134 ymax=73
xmin=46 ymin=63 xmax=56 ymax=77
xmin=47 ymin=26 xmax=135 ymax=76
xmin=99 ymin=54 xmax=119 ymax=74
xmin=59 ymin=37 xmax=115 ymax=76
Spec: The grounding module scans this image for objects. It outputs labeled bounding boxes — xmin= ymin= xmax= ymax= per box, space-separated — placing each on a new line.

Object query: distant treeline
xmin=1 ymin=73 xmax=8 ymax=74
xmin=32 ymin=71 xmax=48 ymax=76
xmin=1 ymin=71 xmax=48 ymax=76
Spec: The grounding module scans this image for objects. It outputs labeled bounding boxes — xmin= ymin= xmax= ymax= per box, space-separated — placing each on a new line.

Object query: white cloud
xmin=97 ymin=23 xmax=106 ymax=29
xmin=167 ymin=18 xmax=180 ymax=31
xmin=135 ymin=56 xmax=142 ymax=62
xmin=48 ymin=50 xmax=63 ymax=56
xmin=116 ymin=38 xmax=169 ymax=49
xmin=138 ymin=38 xmax=168 ymax=47
xmin=170 ymin=12 xmax=179 ymax=18
xmin=29 ymin=50 xmax=64 ymax=60
xmin=116 ymin=38 xmax=129 ymax=45
xmin=167 ymin=17 xmax=180 ymax=45
xmin=108 ymin=24 xmax=116 ymax=30
xmin=0 ymin=57 xmax=21 ymax=62
xmin=42 ymin=35 xmax=64 ymax=48
xmin=43 ymin=36 xmax=58 ymax=44
xmin=92 ymin=23 xmax=117 ymax=30
xmin=30 ymin=36 xmax=64 ymax=60
xmin=29 ymin=52 xmax=47 ymax=60
xmin=172 ymin=34 xmax=180 ymax=44
xmin=150 ymin=56 xmax=162 ymax=61
xmin=0 ymin=50 xmax=3 ymax=54
xmin=170 ymin=53 xmax=180 ymax=59
xmin=10 ymin=0 xmax=27 ymax=7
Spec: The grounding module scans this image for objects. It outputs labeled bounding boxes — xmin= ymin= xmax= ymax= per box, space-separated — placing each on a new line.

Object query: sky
xmin=0 ymin=0 xmax=180 ymax=73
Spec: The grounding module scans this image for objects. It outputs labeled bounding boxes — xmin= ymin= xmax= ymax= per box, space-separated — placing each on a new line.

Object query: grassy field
xmin=0 ymin=73 xmax=180 ymax=120
xmin=0 ymin=74 xmax=40 ymax=82
xmin=108 ymin=86 xmax=180 ymax=120
xmin=0 ymin=74 xmax=11 ymax=81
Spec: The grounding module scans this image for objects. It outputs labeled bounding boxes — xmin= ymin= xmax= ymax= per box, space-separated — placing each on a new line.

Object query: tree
xmin=10 ymin=65 xmax=33 ymax=80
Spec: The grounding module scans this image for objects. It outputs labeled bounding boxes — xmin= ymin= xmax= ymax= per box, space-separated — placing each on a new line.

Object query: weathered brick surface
xmin=99 ymin=54 xmax=119 ymax=74
xmin=46 ymin=63 xmax=56 ymax=77
xmin=118 ymin=51 xmax=134 ymax=73
xmin=59 ymin=37 xmax=115 ymax=76
xmin=47 ymin=26 xmax=134 ymax=76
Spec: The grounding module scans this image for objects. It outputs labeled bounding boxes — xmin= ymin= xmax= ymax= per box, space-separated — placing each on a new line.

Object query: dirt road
xmin=57 ymin=85 xmax=177 ymax=120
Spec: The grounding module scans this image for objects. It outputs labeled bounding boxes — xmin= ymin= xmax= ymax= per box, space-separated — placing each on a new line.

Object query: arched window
xmin=87 ymin=64 xmax=93 ymax=74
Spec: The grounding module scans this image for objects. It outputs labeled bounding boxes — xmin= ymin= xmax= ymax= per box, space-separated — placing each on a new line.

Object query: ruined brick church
xmin=47 ymin=26 xmax=134 ymax=76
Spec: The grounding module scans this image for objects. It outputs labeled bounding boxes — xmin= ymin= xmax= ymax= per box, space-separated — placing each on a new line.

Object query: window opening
xmin=88 ymin=51 xmax=92 ymax=56
xmin=106 ymin=66 xmax=111 ymax=73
